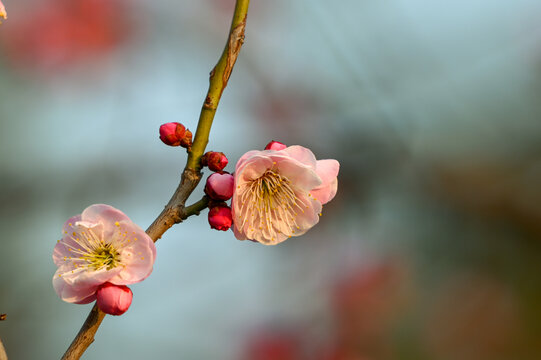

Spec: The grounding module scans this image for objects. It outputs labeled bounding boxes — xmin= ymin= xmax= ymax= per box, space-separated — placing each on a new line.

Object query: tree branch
xmin=0 ymin=313 xmax=7 ymax=360
xmin=60 ymin=1 xmax=250 ymax=359
xmin=0 ymin=338 xmax=7 ymax=360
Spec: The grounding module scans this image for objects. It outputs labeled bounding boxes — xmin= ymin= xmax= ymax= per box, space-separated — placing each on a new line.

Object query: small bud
xmin=96 ymin=283 xmax=133 ymax=316
xmin=159 ymin=122 xmax=186 ymax=146
xmin=201 ymin=151 xmax=228 ymax=172
xmin=180 ymin=129 xmax=193 ymax=149
xmin=205 ymin=173 xmax=234 ymax=201
xmin=264 ymin=140 xmax=287 ymax=151
xmin=208 ymin=203 xmax=233 ymax=231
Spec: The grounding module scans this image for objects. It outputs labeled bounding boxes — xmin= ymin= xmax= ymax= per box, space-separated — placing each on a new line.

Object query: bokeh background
xmin=1 ymin=0 xmax=541 ymax=359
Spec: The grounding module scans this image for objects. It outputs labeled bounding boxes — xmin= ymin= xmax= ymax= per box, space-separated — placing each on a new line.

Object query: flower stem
xmin=187 ymin=0 xmax=250 ymax=171
xmin=60 ymin=1 xmax=250 ymax=359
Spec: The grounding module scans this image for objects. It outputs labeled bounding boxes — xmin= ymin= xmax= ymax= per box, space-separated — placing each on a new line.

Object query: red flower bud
xmin=180 ymin=129 xmax=193 ymax=149
xmin=205 ymin=173 xmax=234 ymax=201
xmin=208 ymin=203 xmax=233 ymax=231
xmin=96 ymin=282 xmax=133 ymax=316
xmin=159 ymin=122 xmax=186 ymax=146
xmin=201 ymin=151 xmax=228 ymax=172
xmin=264 ymin=140 xmax=287 ymax=151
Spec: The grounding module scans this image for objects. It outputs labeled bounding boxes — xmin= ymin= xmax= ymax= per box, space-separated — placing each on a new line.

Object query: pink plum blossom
xmin=53 ymin=204 xmax=156 ymax=304
xmin=232 ymin=144 xmax=339 ymax=245
xmin=96 ymin=282 xmax=133 ymax=316
xmin=205 ymin=172 xmax=234 ymax=201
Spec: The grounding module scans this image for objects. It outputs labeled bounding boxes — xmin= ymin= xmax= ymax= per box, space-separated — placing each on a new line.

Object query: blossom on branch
xmin=232 ymin=144 xmax=339 ymax=245
xmin=52 ymin=204 xmax=156 ymax=304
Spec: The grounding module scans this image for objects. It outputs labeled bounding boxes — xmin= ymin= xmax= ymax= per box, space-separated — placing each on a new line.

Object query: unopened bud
xmin=201 ymin=151 xmax=228 ymax=172
xmin=159 ymin=122 xmax=186 ymax=146
xmin=180 ymin=129 xmax=193 ymax=149
xmin=96 ymin=282 xmax=133 ymax=316
xmin=264 ymin=140 xmax=287 ymax=151
xmin=208 ymin=203 xmax=233 ymax=231
xmin=205 ymin=173 xmax=234 ymax=201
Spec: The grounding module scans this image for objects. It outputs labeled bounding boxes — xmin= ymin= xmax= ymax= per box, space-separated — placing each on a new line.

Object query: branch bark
xmin=0 ymin=338 xmax=7 ymax=360
xmin=61 ymin=1 xmax=250 ymax=359
xmin=0 ymin=314 xmax=7 ymax=360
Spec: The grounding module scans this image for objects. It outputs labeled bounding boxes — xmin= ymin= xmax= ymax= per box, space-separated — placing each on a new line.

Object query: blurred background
xmin=1 ymin=0 xmax=541 ymax=358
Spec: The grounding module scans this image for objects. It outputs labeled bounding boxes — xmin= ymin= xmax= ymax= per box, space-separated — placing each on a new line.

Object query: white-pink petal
xmin=281 ymin=145 xmax=318 ymax=170
xmin=310 ymin=159 xmax=339 ymax=204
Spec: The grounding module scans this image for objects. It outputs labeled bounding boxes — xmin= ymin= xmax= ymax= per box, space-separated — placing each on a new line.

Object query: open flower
xmin=232 ymin=145 xmax=339 ymax=245
xmin=52 ymin=204 xmax=156 ymax=304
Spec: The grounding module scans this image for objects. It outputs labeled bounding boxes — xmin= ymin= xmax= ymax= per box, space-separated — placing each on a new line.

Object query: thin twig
xmin=0 ymin=314 xmax=7 ymax=360
xmin=60 ymin=1 xmax=250 ymax=359
xmin=0 ymin=337 xmax=6 ymax=360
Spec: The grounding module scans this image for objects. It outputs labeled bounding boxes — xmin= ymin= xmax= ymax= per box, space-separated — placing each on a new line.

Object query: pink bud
xmin=205 ymin=173 xmax=234 ymax=201
xmin=159 ymin=122 xmax=186 ymax=147
xmin=208 ymin=203 xmax=233 ymax=231
xmin=264 ymin=140 xmax=287 ymax=151
xmin=96 ymin=283 xmax=133 ymax=316
xmin=202 ymin=151 xmax=228 ymax=172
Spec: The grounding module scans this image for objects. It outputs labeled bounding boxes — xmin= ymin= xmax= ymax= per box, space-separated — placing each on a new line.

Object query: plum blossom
xmin=232 ymin=144 xmax=339 ymax=245
xmin=53 ymin=204 xmax=156 ymax=304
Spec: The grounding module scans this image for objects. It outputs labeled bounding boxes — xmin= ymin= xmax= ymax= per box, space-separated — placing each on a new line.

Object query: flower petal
xmin=272 ymin=156 xmax=322 ymax=192
xmin=281 ymin=145 xmax=317 ymax=170
xmin=81 ymin=204 xmax=131 ymax=228
xmin=235 ymin=150 xmax=263 ymax=173
xmin=53 ymin=270 xmax=100 ymax=303
xmin=290 ymin=191 xmax=322 ymax=237
xmin=310 ymin=159 xmax=339 ymax=204
xmin=110 ymin=238 xmax=156 ymax=285
xmin=237 ymin=155 xmax=274 ymax=183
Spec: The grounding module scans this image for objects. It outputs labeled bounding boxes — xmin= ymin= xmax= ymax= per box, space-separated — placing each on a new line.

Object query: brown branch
xmin=60 ymin=1 xmax=250 ymax=359
xmin=0 ymin=314 xmax=7 ymax=360
xmin=0 ymin=338 xmax=7 ymax=360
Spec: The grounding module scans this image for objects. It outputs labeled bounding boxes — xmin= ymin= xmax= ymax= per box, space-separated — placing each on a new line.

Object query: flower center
xmin=238 ymin=170 xmax=306 ymax=241
xmin=251 ymin=170 xmax=296 ymax=208
xmin=82 ymin=243 xmax=121 ymax=271
xmin=63 ymin=227 xmax=122 ymax=271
